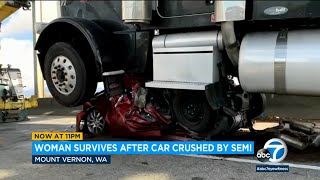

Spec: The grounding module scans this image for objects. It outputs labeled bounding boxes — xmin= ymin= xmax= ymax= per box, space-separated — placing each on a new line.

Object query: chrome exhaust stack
xmin=221 ymin=22 xmax=240 ymax=67
xmin=122 ymin=0 xmax=153 ymax=24
xmin=214 ymin=1 xmax=246 ymax=67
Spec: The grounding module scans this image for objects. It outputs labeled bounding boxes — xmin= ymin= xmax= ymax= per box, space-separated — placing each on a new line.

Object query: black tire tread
xmin=44 ymin=42 xmax=97 ymax=107
xmin=172 ymin=91 xmax=214 ymax=133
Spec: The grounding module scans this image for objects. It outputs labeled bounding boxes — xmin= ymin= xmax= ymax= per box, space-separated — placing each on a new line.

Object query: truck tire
xmin=172 ymin=91 xmax=214 ymax=133
xmin=44 ymin=42 xmax=97 ymax=107
xmin=247 ymin=93 xmax=266 ymax=120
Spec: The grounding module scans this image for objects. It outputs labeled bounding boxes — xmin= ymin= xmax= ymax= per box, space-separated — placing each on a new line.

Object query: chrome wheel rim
xmin=51 ymin=56 xmax=76 ymax=95
xmin=86 ymin=110 xmax=105 ymax=134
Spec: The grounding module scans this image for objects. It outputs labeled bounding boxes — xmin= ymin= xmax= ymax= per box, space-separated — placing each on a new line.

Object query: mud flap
xmin=205 ymin=82 xmax=225 ymax=110
xmin=204 ymin=83 xmax=234 ymax=137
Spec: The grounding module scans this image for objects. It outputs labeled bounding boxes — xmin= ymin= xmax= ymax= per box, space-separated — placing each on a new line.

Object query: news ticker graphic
xmin=31 ymin=132 xmax=291 ymax=171
xmin=32 ymin=132 xmax=83 ymax=141
xmin=32 ymin=155 xmax=111 ymax=164
xmin=31 ymin=132 xmax=254 ymax=164
xmin=32 ymin=141 xmax=254 ymax=155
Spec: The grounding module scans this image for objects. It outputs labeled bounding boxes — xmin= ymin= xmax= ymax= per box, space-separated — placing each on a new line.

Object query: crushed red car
xmin=76 ymin=73 xmax=190 ymax=139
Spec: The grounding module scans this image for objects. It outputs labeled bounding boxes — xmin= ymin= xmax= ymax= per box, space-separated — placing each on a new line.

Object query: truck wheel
xmin=172 ymin=91 xmax=214 ymax=133
xmin=44 ymin=42 xmax=97 ymax=107
xmin=247 ymin=93 xmax=266 ymax=120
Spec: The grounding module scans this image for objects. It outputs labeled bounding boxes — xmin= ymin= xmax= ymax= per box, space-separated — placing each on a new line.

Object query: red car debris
xmin=76 ymin=74 xmax=191 ymax=140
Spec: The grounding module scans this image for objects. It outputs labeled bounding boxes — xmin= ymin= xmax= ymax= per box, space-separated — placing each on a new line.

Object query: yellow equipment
xmin=0 ymin=64 xmax=38 ymax=122
xmin=0 ymin=95 xmax=38 ymax=110
xmin=0 ymin=1 xmax=33 ymax=121
xmin=0 ymin=1 xmax=31 ymax=23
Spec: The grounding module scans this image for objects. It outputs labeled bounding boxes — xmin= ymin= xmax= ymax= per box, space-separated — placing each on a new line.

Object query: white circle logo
xmin=263 ymin=138 xmax=288 ymax=163
xmin=264 ymin=6 xmax=288 ymax=16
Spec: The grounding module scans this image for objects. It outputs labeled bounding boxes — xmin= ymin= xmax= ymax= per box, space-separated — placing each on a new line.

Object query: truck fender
xmin=35 ymin=18 xmax=115 ymax=80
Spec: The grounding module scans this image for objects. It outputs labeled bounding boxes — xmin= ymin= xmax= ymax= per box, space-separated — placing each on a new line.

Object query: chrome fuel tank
xmin=239 ymin=29 xmax=320 ymax=96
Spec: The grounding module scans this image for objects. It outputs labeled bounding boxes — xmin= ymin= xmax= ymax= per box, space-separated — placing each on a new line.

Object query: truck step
xmin=145 ymin=81 xmax=209 ymax=90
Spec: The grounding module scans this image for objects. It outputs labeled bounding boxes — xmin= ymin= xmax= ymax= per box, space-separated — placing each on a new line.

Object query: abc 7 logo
xmin=256 ymin=138 xmax=288 ymax=163
xmin=256 ymin=149 xmax=271 ymax=162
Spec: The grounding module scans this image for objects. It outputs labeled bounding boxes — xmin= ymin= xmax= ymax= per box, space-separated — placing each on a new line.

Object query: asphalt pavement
xmin=0 ymin=115 xmax=319 ymax=180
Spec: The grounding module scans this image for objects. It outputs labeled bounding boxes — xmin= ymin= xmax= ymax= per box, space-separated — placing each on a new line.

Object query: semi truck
xmin=34 ymin=1 xmax=320 ymax=137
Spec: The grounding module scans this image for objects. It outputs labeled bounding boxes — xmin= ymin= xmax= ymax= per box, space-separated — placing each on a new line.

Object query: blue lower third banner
xmin=256 ymin=165 xmax=289 ymax=172
xmin=32 ymin=141 xmax=254 ymax=155
xmin=32 ymin=155 xmax=111 ymax=164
